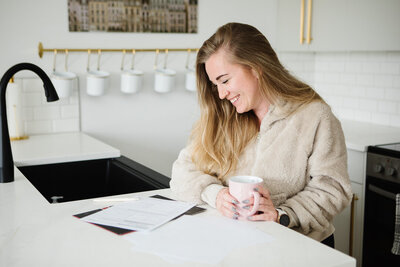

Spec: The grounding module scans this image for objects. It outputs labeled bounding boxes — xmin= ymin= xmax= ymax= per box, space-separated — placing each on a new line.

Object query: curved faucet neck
xmin=0 ymin=63 xmax=59 ymax=183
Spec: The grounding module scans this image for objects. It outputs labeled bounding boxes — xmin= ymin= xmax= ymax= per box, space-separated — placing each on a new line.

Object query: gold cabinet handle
xmin=306 ymin=0 xmax=313 ymax=44
xmin=349 ymin=193 xmax=359 ymax=256
xmin=300 ymin=0 xmax=305 ymax=44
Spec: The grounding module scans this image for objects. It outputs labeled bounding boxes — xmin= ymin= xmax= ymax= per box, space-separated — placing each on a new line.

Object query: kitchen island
xmin=0 ymin=133 xmax=356 ymax=266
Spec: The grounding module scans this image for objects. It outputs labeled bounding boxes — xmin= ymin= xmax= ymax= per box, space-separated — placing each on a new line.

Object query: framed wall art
xmin=68 ymin=0 xmax=198 ymax=33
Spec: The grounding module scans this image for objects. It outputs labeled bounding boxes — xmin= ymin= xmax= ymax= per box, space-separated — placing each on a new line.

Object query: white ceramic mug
xmin=86 ymin=70 xmax=110 ymax=96
xmin=154 ymin=68 xmax=176 ymax=93
xmin=121 ymin=69 xmax=143 ymax=94
xmin=229 ymin=175 xmax=263 ymax=220
xmin=185 ymin=68 xmax=196 ymax=92
xmin=51 ymin=71 xmax=77 ymax=98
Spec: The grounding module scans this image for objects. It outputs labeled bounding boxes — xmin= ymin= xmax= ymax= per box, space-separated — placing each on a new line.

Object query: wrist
xmin=276 ymin=208 xmax=290 ymax=227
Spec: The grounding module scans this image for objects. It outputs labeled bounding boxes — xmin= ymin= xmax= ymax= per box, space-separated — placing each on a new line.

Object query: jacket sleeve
xmin=280 ymin=111 xmax=353 ymax=234
xmin=170 ymin=146 xmax=225 ymax=207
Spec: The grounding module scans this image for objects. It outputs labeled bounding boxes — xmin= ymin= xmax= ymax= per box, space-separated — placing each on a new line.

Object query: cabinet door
xmin=343 ymin=0 xmax=400 ymax=51
xmin=333 ymin=182 xmax=364 ymax=267
xmin=277 ymin=0 xmax=400 ymax=51
xmin=351 ymin=182 xmax=364 ymax=267
xmin=277 ymin=0 xmax=349 ymax=51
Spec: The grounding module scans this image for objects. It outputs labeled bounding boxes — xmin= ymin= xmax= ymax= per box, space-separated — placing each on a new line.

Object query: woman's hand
xmin=216 ymin=188 xmax=240 ymax=219
xmin=246 ymin=186 xmax=278 ymax=222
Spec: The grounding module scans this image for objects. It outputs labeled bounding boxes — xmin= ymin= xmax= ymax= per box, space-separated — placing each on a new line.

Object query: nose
xmin=217 ymin=86 xmax=229 ymax=100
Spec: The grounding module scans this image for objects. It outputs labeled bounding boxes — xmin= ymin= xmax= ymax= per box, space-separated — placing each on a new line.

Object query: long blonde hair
xmin=191 ymin=22 xmax=322 ymax=179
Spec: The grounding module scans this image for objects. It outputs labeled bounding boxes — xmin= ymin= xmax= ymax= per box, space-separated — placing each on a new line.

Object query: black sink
xmin=17 ymin=156 xmax=170 ymax=203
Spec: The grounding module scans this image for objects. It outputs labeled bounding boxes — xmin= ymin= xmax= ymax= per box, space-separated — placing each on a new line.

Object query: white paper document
xmin=81 ymin=197 xmax=195 ymax=231
xmin=124 ymin=215 xmax=274 ymax=264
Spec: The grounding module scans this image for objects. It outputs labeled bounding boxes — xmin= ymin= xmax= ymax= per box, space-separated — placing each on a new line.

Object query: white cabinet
xmin=276 ymin=0 xmax=400 ymax=51
xmin=333 ymin=149 xmax=366 ymax=267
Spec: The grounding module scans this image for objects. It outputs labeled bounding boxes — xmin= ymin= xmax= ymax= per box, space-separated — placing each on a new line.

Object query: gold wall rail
xmin=38 ymin=42 xmax=198 ymax=58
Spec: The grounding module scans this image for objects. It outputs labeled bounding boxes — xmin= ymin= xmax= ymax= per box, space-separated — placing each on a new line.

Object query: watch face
xmin=279 ymin=214 xmax=290 ymax=227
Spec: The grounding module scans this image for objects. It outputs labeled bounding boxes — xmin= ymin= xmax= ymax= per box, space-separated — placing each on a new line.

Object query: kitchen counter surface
xmin=1 ymin=133 xmax=355 ymax=266
xmin=11 ymin=132 xmax=120 ymax=166
xmin=0 ymin=168 xmax=355 ymax=267
xmin=341 ymin=119 xmax=400 ymax=152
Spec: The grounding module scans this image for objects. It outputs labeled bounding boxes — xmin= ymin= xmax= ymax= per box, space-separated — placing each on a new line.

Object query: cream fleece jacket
xmin=170 ymin=100 xmax=353 ymax=241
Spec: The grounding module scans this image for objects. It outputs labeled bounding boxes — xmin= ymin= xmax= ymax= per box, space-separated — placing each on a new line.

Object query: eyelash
xmin=222 ymin=80 xmax=229 ymax=84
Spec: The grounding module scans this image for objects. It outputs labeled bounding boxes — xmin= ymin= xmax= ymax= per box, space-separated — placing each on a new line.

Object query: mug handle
xmin=247 ymin=191 xmax=260 ymax=216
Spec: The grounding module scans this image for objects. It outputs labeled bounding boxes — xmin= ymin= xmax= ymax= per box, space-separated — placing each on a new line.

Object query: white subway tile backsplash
xmin=22 ymin=93 xmax=42 ymax=107
xmin=33 ymin=106 xmax=60 ymax=120
xmin=374 ymin=75 xmax=393 ymax=87
xmin=377 ymin=101 xmax=397 ymax=114
xmin=281 ymin=51 xmax=400 ymax=128
xmin=385 ymin=88 xmax=400 ymax=101
xmin=361 ymin=62 xmax=378 ymax=74
xmin=342 ymin=98 xmax=359 ymax=109
xmin=22 ymin=107 xmax=34 ymax=121
xmin=354 ymin=110 xmax=372 ymax=122
xmin=389 ymin=114 xmax=400 ymax=127
xmin=25 ymin=120 xmax=53 ymax=134
xmin=53 ymin=119 xmax=80 ymax=132
xmin=381 ymin=62 xmax=400 ymax=75
xmin=340 ymin=74 xmax=357 ymax=85
xmin=365 ymin=87 xmax=385 ymax=99
xmin=359 ymin=99 xmax=377 ymax=112
xmin=371 ymin=113 xmax=390 ymax=125
xmin=61 ymin=105 xmax=79 ymax=118
xmin=393 ymin=76 xmax=400 ymax=87
xmin=10 ymin=77 xmax=81 ymax=135
xmin=345 ymin=62 xmax=362 ymax=73
xmin=356 ymin=74 xmax=375 ymax=86
xmin=22 ymin=78 xmax=42 ymax=92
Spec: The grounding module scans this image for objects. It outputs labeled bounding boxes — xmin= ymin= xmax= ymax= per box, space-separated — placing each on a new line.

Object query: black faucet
xmin=0 ymin=63 xmax=59 ymax=183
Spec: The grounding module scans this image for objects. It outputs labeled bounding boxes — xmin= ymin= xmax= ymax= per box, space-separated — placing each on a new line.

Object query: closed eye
xmin=222 ymin=79 xmax=229 ymax=84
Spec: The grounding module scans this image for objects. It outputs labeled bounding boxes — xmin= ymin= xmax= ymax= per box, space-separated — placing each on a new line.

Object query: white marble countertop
xmin=11 ymin=132 xmax=120 ymax=166
xmin=0 ymin=169 xmax=355 ymax=267
xmin=0 ymin=132 xmax=355 ymax=266
xmin=341 ymin=119 xmax=400 ymax=152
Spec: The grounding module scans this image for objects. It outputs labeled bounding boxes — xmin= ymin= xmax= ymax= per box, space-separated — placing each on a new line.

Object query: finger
xmin=222 ymin=198 xmax=239 ymax=213
xmin=247 ymin=209 xmax=277 ymax=221
xmin=221 ymin=205 xmax=240 ymax=219
xmin=222 ymin=190 xmax=240 ymax=205
xmin=255 ymin=185 xmax=271 ymax=199
xmin=242 ymin=194 xmax=272 ymax=207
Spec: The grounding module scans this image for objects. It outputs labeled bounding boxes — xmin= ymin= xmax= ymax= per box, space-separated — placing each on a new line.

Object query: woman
xmin=170 ymin=22 xmax=352 ymax=247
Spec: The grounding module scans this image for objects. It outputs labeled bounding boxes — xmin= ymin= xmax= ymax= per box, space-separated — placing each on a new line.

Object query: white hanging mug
xmin=121 ymin=69 xmax=143 ymax=94
xmin=154 ymin=68 xmax=176 ymax=93
xmin=86 ymin=70 xmax=110 ymax=96
xmin=51 ymin=71 xmax=77 ymax=98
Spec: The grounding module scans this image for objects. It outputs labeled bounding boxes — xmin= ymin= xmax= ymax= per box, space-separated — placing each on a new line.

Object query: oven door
xmin=362 ymin=176 xmax=400 ymax=267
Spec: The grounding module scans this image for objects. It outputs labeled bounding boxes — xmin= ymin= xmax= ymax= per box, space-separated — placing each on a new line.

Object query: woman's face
xmin=205 ymin=49 xmax=269 ymax=120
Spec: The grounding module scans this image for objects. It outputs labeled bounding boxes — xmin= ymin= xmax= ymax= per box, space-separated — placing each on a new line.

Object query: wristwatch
xmin=276 ymin=208 xmax=290 ymax=227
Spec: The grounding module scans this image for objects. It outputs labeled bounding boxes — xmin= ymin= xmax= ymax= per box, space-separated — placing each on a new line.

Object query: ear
xmin=251 ymin=68 xmax=260 ymax=80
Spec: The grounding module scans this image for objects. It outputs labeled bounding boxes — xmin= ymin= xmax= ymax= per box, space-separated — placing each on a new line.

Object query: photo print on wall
xmin=68 ymin=0 xmax=198 ymax=33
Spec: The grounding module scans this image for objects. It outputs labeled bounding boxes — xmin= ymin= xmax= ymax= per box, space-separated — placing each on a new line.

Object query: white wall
xmin=0 ymin=0 xmax=277 ymax=177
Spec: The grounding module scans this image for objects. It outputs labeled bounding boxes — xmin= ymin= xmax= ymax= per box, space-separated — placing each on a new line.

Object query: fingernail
xmin=232 ymin=200 xmax=239 ymax=205
xmin=231 ymin=206 xmax=237 ymax=212
xmin=253 ymin=188 xmax=259 ymax=192
xmin=242 ymin=206 xmax=250 ymax=210
xmin=233 ymin=214 xmax=239 ymax=220
xmin=242 ymin=199 xmax=249 ymax=204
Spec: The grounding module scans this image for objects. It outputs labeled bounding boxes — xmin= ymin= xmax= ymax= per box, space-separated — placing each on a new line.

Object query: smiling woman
xmin=170 ymin=22 xmax=352 ymax=247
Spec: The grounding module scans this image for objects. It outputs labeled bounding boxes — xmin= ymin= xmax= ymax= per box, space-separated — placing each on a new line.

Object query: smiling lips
xmin=230 ymin=95 xmax=240 ymax=104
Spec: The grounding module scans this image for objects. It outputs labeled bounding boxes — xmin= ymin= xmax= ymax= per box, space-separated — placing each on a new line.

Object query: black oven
xmin=363 ymin=144 xmax=400 ymax=267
